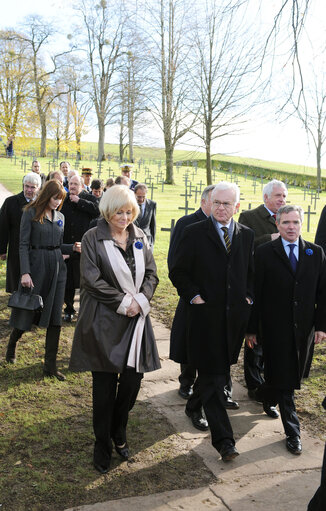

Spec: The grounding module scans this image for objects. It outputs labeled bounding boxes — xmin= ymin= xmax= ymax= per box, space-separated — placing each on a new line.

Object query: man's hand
xmin=245 ymin=334 xmax=257 ymax=349
xmin=192 ymin=296 xmax=206 ymax=304
xmin=271 ymin=233 xmax=280 ymax=240
xmin=314 ymin=331 xmax=326 ymax=344
xmin=0 ymin=254 xmax=7 ymax=260
xmin=73 ymin=242 xmax=81 ymax=253
xmin=69 ymin=194 xmax=80 ymax=203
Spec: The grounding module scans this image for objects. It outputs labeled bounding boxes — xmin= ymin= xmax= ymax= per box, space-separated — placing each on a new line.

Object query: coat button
xmin=294 ymin=301 xmax=298 ymax=306
xmin=294 ymin=323 xmax=298 ymax=328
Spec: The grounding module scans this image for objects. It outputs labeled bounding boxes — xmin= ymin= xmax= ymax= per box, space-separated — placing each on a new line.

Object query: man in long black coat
xmin=246 ymin=205 xmax=326 ymax=455
xmin=170 ymin=181 xmax=254 ymax=461
xmin=0 ymin=172 xmax=41 ymax=292
xmin=238 ymin=179 xmax=287 ymax=416
xmin=168 ymin=185 xmax=214 ymax=399
xmin=60 ymin=174 xmax=99 ymax=321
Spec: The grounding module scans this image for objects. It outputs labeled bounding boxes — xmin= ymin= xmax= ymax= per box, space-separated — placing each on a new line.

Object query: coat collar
xmin=258 ymin=203 xmax=277 ymax=226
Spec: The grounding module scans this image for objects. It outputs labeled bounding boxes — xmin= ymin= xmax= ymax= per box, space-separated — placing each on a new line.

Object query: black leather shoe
xmin=219 ymin=441 xmax=239 ymax=462
xmin=63 ymin=313 xmax=73 ymax=322
xmin=178 ymin=385 xmax=193 ymax=399
xmin=225 ymin=397 xmax=240 ymax=410
xmin=286 ymin=436 xmax=302 ymax=455
xmin=263 ymin=402 xmax=279 ymax=418
xmin=94 ymin=461 xmax=110 ymax=474
xmin=185 ymin=408 xmax=209 ymax=431
xmin=43 ymin=370 xmax=66 ymax=381
xmin=115 ymin=443 xmax=129 ymax=460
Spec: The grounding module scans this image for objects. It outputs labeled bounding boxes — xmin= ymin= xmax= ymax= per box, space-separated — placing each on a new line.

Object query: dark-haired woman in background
xmin=6 ymin=180 xmax=81 ymax=380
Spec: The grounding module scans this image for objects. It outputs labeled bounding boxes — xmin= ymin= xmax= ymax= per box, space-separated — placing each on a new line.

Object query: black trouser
xmin=189 ymin=372 xmax=234 ymax=451
xmin=64 ymin=287 xmax=76 ymax=315
xmin=179 ymin=363 xmax=196 ymax=387
xmin=183 ymin=364 xmax=233 ymax=410
xmin=244 ymin=343 xmax=265 ymax=390
xmin=92 ymin=368 xmax=143 ymax=464
xmin=277 ymin=389 xmax=300 ymax=438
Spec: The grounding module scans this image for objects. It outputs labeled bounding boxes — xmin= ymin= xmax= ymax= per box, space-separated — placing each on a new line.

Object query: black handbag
xmin=8 ymin=285 xmax=43 ymax=311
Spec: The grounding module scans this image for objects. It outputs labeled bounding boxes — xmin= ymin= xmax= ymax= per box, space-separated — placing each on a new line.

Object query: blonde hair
xmin=99 ymin=185 xmax=139 ymax=223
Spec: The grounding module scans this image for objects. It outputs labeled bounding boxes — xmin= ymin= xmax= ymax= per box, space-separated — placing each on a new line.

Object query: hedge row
xmin=191 ymin=159 xmax=323 ymax=190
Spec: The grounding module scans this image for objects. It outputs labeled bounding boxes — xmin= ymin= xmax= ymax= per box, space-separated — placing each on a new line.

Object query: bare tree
xmin=76 ymin=0 xmax=126 ymax=161
xmin=15 ymin=16 xmax=73 ymax=156
xmin=143 ymin=0 xmax=196 ymax=184
xmin=189 ymin=0 xmax=261 ymax=184
xmin=292 ymin=69 xmax=326 ymax=189
xmin=63 ymin=57 xmax=92 ymax=160
xmin=116 ymin=43 xmax=151 ymax=163
xmin=0 ymin=30 xmax=34 ymax=139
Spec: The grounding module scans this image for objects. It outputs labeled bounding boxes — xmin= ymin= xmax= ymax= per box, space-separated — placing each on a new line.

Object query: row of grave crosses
xmin=11 ymin=154 xmax=321 ymax=236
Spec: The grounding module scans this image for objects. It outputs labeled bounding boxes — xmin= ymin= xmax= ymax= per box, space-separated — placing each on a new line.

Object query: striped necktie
xmin=221 ymin=226 xmax=231 ymax=254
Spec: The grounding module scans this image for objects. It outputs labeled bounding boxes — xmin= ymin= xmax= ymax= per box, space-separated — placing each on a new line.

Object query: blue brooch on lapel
xmin=135 ymin=241 xmax=143 ymax=249
xmin=305 ymin=248 xmax=313 ymax=255
xmin=57 ymin=219 xmax=63 ymax=227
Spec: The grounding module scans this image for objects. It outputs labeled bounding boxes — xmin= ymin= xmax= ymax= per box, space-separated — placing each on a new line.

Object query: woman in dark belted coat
xmin=69 ymin=185 xmax=160 ymax=474
xmin=6 ymin=180 xmax=80 ymax=381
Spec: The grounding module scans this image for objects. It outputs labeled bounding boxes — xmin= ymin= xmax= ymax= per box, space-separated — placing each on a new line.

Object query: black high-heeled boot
xmin=5 ymin=328 xmax=24 ymax=363
xmin=43 ymin=325 xmax=65 ymax=381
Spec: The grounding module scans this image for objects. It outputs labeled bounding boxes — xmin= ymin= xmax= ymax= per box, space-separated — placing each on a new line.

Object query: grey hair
xmin=212 ymin=181 xmax=240 ymax=203
xmin=201 ymin=185 xmax=216 ymax=201
xmin=276 ymin=205 xmax=304 ymax=223
xmin=67 ymin=169 xmax=79 ymax=181
xmin=23 ymin=172 xmax=41 ymax=188
xmin=263 ymin=179 xmax=287 ymax=201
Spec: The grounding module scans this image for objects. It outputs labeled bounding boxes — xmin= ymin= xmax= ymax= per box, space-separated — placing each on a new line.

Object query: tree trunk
xmin=205 ymin=136 xmax=212 ymax=185
xmin=129 ymin=123 xmax=134 ymax=162
xmin=98 ymin=120 xmax=105 ymax=161
xmin=40 ymin=118 xmax=47 ymax=157
xmin=316 ymin=142 xmax=321 ymax=191
xmin=165 ymin=142 xmax=174 ymax=184
xmin=56 ymin=135 xmax=60 ymax=159
xmin=119 ymin=120 xmax=125 ymax=161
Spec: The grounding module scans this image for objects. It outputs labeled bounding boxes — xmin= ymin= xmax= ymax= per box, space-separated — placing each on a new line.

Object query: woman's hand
xmin=73 ymin=242 xmax=81 ymax=253
xmin=21 ymin=273 xmax=34 ymax=288
xmin=126 ymin=298 xmax=141 ymax=317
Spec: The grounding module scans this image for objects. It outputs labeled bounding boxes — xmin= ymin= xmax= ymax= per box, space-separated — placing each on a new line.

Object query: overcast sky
xmin=2 ymin=0 xmax=326 ymax=168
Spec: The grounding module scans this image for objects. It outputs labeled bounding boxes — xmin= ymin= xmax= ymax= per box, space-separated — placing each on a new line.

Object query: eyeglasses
xmin=212 ymin=200 xmax=235 ymax=209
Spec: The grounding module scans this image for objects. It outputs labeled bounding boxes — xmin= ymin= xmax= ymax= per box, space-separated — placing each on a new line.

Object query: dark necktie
xmin=272 ymin=214 xmax=276 ymax=220
xmin=221 ymin=226 xmax=231 ymax=254
xmin=139 ymin=205 xmax=143 ymax=218
xmin=288 ymin=244 xmax=297 ymax=272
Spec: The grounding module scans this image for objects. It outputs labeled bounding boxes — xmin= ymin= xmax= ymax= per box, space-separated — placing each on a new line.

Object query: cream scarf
xmin=103 ymin=239 xmax=150 ymax=372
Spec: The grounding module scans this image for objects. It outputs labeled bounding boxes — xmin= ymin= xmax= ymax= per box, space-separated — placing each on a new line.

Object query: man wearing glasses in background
xmin=169 ymin=181 xmax=254 ymax=462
